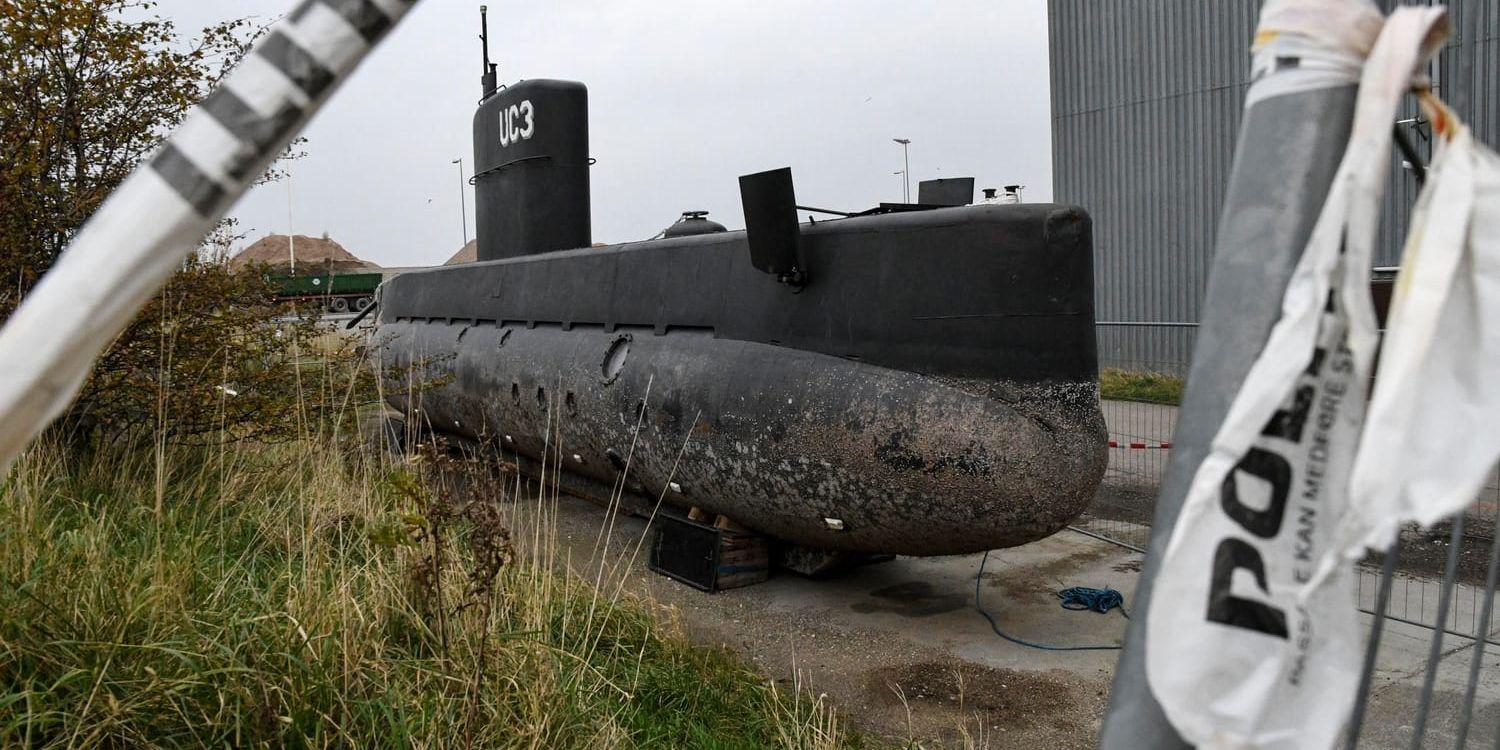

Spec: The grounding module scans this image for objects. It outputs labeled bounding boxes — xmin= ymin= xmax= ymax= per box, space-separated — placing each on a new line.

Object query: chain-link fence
xmin=1072 ymin=322 xmax=1193 ymax=553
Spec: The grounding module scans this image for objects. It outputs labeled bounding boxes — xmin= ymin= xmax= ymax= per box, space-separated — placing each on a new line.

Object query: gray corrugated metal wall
xmin=1050 ymin=0 xmax=1498 ymax=374
xmin=1443 ymin=3 xmax=1500 ymax=172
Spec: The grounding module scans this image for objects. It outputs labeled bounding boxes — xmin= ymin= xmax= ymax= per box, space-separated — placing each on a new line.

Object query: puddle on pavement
xmin=851 ymin=580 xmax=968 ymax=617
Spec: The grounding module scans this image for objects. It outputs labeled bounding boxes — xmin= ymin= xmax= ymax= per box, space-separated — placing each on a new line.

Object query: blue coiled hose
xmin=974 ymin=550 xmax=1129 ymax=652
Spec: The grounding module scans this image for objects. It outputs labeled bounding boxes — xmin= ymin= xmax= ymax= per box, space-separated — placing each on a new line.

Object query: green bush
xmin=1 ymin=0 xmax=330 ymax=447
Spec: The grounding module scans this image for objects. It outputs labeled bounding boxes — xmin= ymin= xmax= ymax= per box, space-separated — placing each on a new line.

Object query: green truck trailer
xmin=269 ymin=270 xmax=382 ymax=313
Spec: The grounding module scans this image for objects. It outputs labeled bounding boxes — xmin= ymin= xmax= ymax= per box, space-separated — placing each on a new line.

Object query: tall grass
xmin=0 ymin=433 xmax=853 ymax=748
xmin=1097 ymin=368 xmax=1184 ymax=406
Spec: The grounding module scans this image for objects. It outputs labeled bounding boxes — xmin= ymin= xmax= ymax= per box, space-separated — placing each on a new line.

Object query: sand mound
xmin=230 ymin=234 xmax=378 ymax=272
xmin=445 ymin=240 xmax=478 ymax=265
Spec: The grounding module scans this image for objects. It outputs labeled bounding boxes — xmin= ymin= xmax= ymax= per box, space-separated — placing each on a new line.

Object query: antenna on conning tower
xmin=480 ymin=5 xmax=498 ymax=99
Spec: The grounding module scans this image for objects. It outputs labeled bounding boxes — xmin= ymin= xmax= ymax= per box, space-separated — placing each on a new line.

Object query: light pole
xmin=893 ymin=171 xmax=905 ymax=201
xmin=892 ymin=138 xmax=911 ymax=202
xmin=452 ymin=158 xmax=469 ymax=248
xmin=286 ymin=170 xmax=296 ymax=274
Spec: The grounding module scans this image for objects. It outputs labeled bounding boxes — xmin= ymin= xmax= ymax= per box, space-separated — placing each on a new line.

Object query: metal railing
xmin=1079 ymin=322 xmax=1194 ymax=553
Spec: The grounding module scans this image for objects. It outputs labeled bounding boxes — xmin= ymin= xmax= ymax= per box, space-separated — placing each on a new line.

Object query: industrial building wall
xmin=1049 ymin=0 xmax=1497 ymax=374
xmin=1440 ymin=3 xmax=1500 ymax=182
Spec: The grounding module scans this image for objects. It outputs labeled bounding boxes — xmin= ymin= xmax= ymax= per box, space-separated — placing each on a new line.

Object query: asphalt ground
xmin=508 ymin=477 xmax=1500 ymax=748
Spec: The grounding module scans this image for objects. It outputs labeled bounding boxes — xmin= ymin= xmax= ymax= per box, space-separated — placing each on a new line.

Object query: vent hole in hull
xmin=601 ymin=335 xmax=631 ymax=384
xmin=607 ymin=448 xmax=627 ymax=473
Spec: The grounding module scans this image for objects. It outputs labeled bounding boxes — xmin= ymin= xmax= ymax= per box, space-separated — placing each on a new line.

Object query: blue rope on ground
xmin=975 ymin=550 xmax=1128 ymax=652
xmin=1057 ymin=586 xmax=1128 ymax=616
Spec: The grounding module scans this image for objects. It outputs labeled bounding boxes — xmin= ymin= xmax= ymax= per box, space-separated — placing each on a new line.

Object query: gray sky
xmin=157 ymin=1 xmax=1053 ymax=268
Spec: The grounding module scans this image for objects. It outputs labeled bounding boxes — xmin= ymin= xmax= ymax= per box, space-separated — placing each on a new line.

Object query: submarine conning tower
xmin=473 ymin=78 xmax=590 ymax=260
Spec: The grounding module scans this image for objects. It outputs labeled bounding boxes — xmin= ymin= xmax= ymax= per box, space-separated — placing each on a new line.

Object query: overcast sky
xmin=155 ymin=1 xmax=1053 ymax=268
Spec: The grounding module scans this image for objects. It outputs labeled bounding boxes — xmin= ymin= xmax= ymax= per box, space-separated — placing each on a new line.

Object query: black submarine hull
xmin=376 ymin=203 xmax=1108 ymax=556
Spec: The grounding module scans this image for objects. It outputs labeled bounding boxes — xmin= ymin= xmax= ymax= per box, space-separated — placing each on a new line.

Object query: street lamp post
xmin=893 ymin=171 xmax=905 ymax=200
xmin=286 ymin=170 xmax=296 ymax=274
xmin=452 ymin=158 xmax=469 ymax=248
xmin=892 ymin=138 xmax=911 ymax=202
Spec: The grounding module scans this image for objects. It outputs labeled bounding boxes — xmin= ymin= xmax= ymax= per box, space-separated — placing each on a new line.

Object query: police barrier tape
xmin=1109 ymin=441 xmax=1173 ymax=450
xmin=0 ymin=0 xmax=422 ymax=471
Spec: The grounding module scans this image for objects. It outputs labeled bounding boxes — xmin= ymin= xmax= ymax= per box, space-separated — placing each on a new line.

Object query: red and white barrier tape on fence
xmin=1108 ymin=440 xmax=1173 ymax=450
xmin=0 ymin=0 xmax=423 ymax=471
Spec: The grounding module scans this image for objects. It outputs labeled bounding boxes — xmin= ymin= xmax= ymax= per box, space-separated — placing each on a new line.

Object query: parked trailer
xmin=270 ymin=270 xmax=382 ymax=313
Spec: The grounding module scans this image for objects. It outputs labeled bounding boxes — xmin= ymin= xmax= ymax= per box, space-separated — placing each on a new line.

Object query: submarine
xmin=374 ymin=11 xmax=1108 ymax=560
